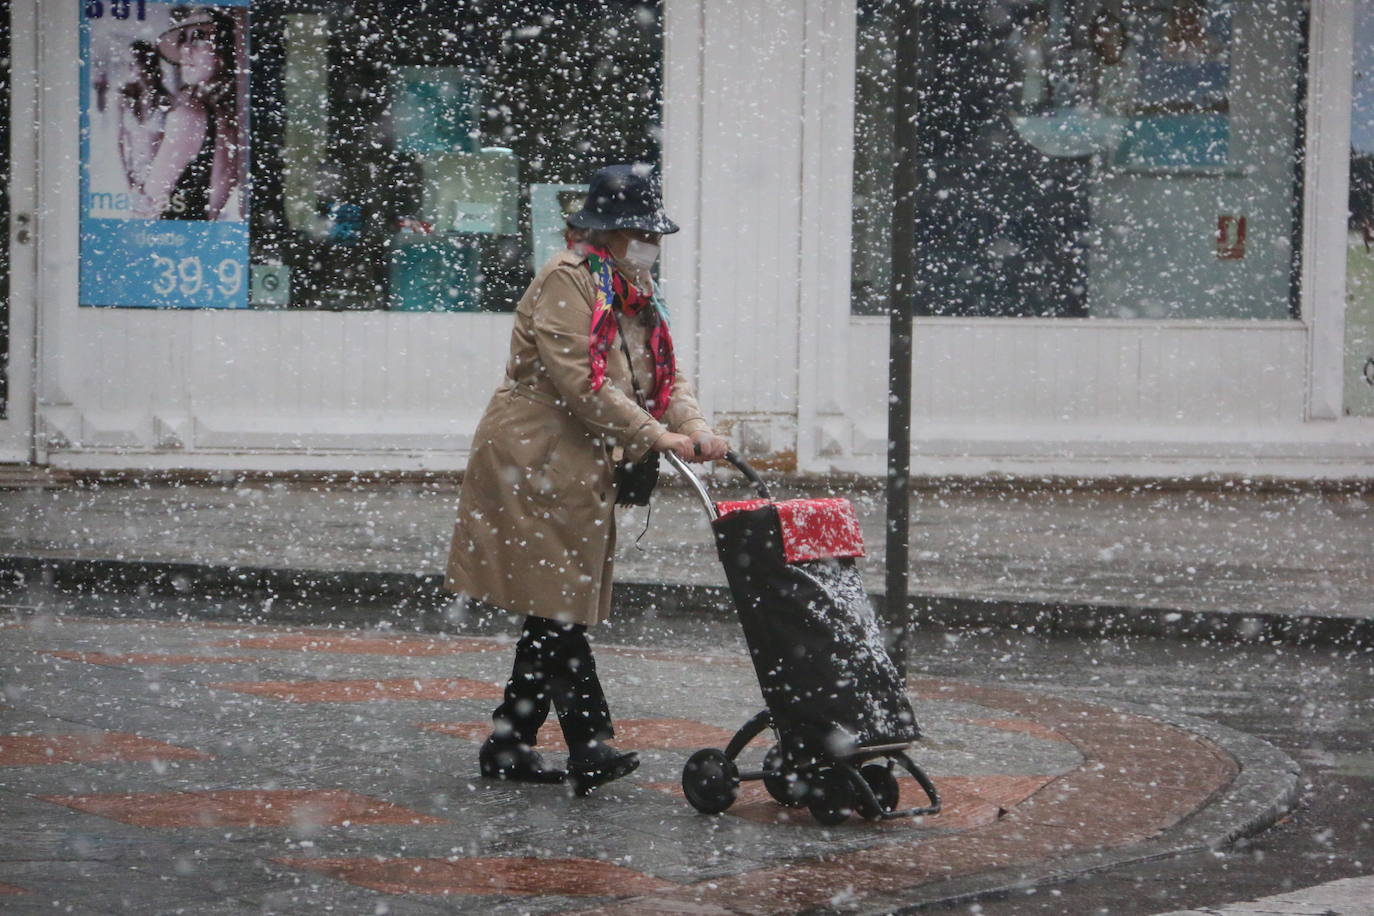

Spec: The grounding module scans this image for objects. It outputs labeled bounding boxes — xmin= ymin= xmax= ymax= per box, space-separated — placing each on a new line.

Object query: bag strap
xmin=610 ymin=303 xmax=660 ymax=538
xmin=612 ymin=309 xmax=650 ymax=412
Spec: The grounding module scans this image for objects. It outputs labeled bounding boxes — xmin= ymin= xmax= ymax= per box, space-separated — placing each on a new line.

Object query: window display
xmin=79 ymin=0 xmax=664 ymax=311
xmin=852 ymin=0 xmax=1304 ymax=319
xmin=246 ymin=0 xmax=663 ymax=312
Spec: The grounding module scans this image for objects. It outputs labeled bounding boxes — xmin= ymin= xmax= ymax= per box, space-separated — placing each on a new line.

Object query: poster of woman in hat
xmin=81 ymin=0 xmax=250 ymax=308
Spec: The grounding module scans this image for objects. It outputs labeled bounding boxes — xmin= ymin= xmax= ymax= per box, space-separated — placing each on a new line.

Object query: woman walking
xmin=445 ymin=164 xmax=728 ymax=795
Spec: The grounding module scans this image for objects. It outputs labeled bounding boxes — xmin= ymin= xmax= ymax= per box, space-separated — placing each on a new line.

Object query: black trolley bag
xmin=665 ymin=451 xmax=939 ymax=825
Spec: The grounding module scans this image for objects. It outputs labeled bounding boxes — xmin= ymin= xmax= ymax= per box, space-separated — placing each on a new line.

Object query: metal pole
xmin=885 ymin=0 xmax=921 ymax=678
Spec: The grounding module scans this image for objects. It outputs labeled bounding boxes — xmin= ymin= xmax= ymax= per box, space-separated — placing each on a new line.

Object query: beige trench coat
xmin=444 ymin=250 xmax=709 ymax=625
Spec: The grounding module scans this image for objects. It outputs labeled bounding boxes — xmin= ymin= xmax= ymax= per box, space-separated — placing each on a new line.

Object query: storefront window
xmin=852 ymin=0 xmax=1306 ymax=319
xmin=79 ymin=0 xmax=662 ymax=311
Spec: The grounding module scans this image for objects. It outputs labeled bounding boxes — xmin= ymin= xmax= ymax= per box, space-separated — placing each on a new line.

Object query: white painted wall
xmin=837 ymin=317 xmax=1318 ymax=474
xmin=691 ymin=0 xmax=805 ymax=456
xmin=797 ymin=0 xmax=861 ymax=463
xmin=43 ymin=310 xmax=510 ymax=455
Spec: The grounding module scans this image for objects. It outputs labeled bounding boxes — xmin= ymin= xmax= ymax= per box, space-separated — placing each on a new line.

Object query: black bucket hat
xmin=566 ymin=164 xmax=679 ymax=235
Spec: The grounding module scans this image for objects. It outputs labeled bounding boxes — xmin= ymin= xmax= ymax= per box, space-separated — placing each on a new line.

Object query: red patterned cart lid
xmin=714 ymin=498 xmax=866 ymax=563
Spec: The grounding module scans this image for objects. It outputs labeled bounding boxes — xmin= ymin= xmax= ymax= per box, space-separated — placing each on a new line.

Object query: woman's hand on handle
xmin=652 ymin=432 xmax=697 ymax=461
xmin=690 ymin=430 xmax=730 ymax=462
xmin=654 ymin=430 xmax=730 ymax=463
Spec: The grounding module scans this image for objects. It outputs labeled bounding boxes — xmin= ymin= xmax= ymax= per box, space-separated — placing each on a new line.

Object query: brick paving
xmin=42 ymin=789 xmax=445 ymax=828
xmin=0 ymin=612 xmax=1264 ymax=913
xmin=0 ymin=732 xmax=211 ymax=766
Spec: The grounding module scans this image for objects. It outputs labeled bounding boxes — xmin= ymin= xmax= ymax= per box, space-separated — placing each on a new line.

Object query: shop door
xmin=0 ymin=0 xmax=35 ymax=461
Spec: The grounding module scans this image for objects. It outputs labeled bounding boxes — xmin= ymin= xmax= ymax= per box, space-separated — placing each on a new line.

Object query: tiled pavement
xmin=3 ymin=477 xmax=1371 ymax=624
xmin=0 ymin=612 xmax=1291 ymax=914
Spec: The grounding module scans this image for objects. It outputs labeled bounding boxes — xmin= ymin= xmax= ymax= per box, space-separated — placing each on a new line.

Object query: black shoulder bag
xmin=612 ymin=312 xmax=660 ymax=506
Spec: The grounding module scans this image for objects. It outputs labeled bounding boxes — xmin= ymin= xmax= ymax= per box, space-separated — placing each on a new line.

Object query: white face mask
xmin=620 ymin=238 xmax=661 ymax=272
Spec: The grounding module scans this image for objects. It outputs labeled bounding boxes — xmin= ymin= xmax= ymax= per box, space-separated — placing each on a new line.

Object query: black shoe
xmin=568 ymin=741 xmax=639 ymax=796
xmin=479 ymin=736 xmax=565 ymax=784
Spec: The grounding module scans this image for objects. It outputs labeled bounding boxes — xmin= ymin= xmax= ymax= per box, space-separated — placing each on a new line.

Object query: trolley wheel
xmin=854 ymin=763 xmax=901 ymax=820
xmin=806 ymin=767 xmax=854 ymax=826
xmin=682 ymin=748 xmax=739 ymax=815
xmin=762 ymin=745 xmax=807 ymax=808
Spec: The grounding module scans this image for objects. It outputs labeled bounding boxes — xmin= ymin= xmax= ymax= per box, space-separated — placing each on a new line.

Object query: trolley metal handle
xmin=662 ymin=449 xmax=770 ymax=521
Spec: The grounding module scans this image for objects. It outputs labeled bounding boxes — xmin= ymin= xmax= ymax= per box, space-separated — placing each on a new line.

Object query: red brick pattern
xmin=420 ymin=717 xmax=770 ymax=752
xmin=941 ymin=772 xmax=1059 ymax=808
xmin=209 ymin=677 xmax=503 ymax=702
xmin=42 ymin=789 xmax=443 ymax=828
xmin=206 ymin=633 xmax=499 ymax=655
xmin=43 ymin=650 xmax=253 ymax=666
xmin=572 ymin=678 xmax=1239 ymax=916
xmin=277 ymin=856 xmax=676 ymax=897
xmin=0 ymin=732 xmax=210 ymax=766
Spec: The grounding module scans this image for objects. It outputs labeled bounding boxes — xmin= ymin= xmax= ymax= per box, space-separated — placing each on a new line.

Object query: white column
xmin=1302 ymin=0 xmax=1356 ymax=420
xmin=693 ymin=0 xmax=806 ymax=459
xmin=34 ymin=0 xmax=82 ymax=450
xmin=796 ymin=0 xmax=858 ymax=472
xmin=662 ymin=0 xmax=705 ymax=409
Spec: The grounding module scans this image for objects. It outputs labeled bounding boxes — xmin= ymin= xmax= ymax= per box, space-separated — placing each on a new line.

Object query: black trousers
xmin=492 ymin=615 xmax=613 ymax=749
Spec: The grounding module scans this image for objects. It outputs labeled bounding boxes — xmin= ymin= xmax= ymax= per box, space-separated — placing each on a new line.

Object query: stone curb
xmin=3 ymin=555 xmax=1370 ymax=647
xmin=815 ymin=702 xmax=1302 ymax=914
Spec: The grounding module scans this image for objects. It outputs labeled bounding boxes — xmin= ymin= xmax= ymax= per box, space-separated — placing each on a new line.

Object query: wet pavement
xmin=1154 ymin=875 xmax=1374 ymax=915
xmin=0 ymin=595 xmax=1300 ymax=915
xmin=1 ymin=475 xmax=1371 ymax=629
xmin=1 ymin=474 xmax=1369 ymax=911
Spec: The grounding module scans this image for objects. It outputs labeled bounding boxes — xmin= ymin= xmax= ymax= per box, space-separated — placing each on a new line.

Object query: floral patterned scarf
xmin=583 ymin=246 xmax=675 ymax=419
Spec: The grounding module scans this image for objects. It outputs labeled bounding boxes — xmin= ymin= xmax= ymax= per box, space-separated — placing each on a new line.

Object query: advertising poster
xmin=80 ymin=0 xmax=251 ymax=308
